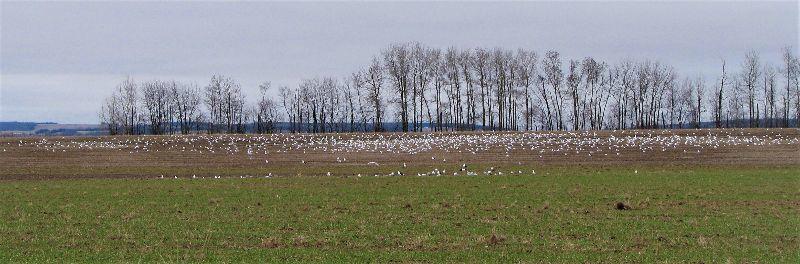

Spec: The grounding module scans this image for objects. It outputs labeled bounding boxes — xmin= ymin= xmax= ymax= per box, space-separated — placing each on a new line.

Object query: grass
xmin=1 ymin=167 xmax=798 ymax=262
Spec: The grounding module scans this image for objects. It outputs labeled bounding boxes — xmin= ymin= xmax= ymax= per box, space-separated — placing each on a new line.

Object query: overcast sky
xmin=1 ymin=1 xmax=798 ymax=124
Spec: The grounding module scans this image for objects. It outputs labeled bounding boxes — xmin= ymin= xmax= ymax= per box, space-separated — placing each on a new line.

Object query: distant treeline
xmin=0 ymin=122 xmax=56 ymax=131
xmin=99 ymin=43 xmax=800 ymax=135
xmin=94 ymin=121 xmax=491 ymax=135
xmin=0 ymin=122 xmax=102 ymax=136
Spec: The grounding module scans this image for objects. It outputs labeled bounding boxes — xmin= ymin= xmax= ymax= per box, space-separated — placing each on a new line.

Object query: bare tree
xmin=666 ymin=77 xmax=683 ymax=129
xmin=712 ymin=60 xmax=727 ymax=128
xmin=762 ymin=65 xmax=777 ymax=127
xmin=384 ymin=43 xmax=412 ymax=132
xmin=142 ymin=80 xmax=172 ymax=135
xmin=726 ymin=76 xmax=745 ymax=127
xmin=741 ymin=51 xmax=761 ymax=127
xmin=607 ymin=62 xmax=626 ymax=129
xmin=460 ymin=49 xmax=477 ymax=131
xmin=619 ymin=61 xmax=636 ymax=129
xmin=409 ymin=42 xmax=434 ymax=132
xmin=99 ymin=91 xmax=122 ymax=135
xmin=117 ymin=77 xmax=139 ymax=135
xmin=543 ymin=51 xmax=565 ymax=130
xmin=582 ymin=57 xmax=607 ymax=130
xmin=795 ymin=55 xmax=800 ymax=126
xmin=204 ymin=77 xmax=223 ymax=134
xmin=516 ymin=49 xmax=537 ymax=131
xmin=430 ymin=50 xmax=447 ymax=131
xmin=781 ymin=47 xmax=796 ymax=127
xmin=419 ymin=47 xmax=439 ymax=130
xmin=321 ymin=77 xmax=339 ymax=133
xmin=172 ymin=82 xmax=201 ymax=134
xmin=473 ymin=48 xmax=492 ymax=130
xmin=566 ymin=59 xmax=582 ymax=130
xmin=254 ymin=82 xmax=278 ymax=133
xmin=348 ymin=72 xmax=372 ymax=132
xmin=204 ymin=75 xmax=245 ymax=134
xmin=365 ymin=57 xmax=385 ymax=132
xmin=677 ymin=80 xmax=693 ymax=128
xmin=794 ymin=54 xmax=800 ymax=127
xmin=692 ymin=76 xmax=705 ymax=128
xmin=278 ymin=85 xmax=295 ymax=133
xmin=445 ymin=47 xmax=462 ymax=131
xmin=491 ymin=49 xmax=508 ymax=130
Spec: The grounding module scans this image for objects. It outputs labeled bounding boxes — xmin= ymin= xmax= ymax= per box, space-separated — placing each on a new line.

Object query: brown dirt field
xmin=1 ymin=128 xmax=798 ymax=180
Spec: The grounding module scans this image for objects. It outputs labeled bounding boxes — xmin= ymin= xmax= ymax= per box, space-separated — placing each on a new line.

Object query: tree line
xmin=99 ymin=43 xmax=800 ymax=135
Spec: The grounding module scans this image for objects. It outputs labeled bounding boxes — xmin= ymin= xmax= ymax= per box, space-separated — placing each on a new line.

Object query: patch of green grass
xmin=1 ymin=167 xmax=798 ymax=262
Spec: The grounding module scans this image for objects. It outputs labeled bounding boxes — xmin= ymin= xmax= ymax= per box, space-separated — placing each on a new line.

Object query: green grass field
xmin=2 ymin=167 xmax=798 ymax=263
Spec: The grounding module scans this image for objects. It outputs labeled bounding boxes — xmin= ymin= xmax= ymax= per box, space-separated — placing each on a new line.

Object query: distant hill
xmin=0 ymin=122 xmax=102 ymax=136
xmin=0 ymin=122 xmax=55 ymax=131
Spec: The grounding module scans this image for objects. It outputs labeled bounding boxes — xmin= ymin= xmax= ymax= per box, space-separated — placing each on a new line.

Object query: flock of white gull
xmin=6 ymin=128 xmax=798 ymax=179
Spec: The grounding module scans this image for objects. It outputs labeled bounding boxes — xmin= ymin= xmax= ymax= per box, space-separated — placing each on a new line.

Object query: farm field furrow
xmin=1 ymin=128 xmax=798 ymax=179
